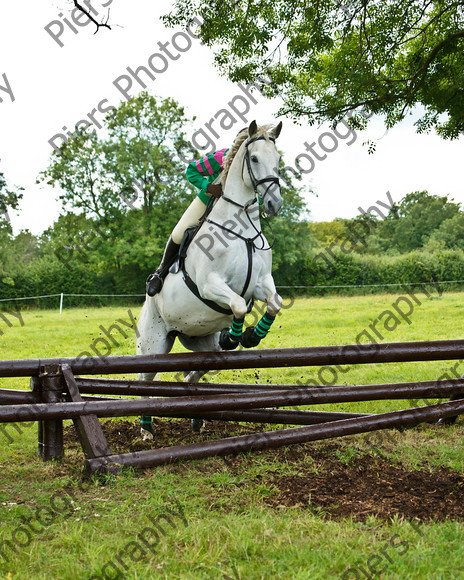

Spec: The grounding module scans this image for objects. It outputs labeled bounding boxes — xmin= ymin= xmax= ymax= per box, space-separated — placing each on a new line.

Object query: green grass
xmin=0 ymin=292 xmax=464 ymax=579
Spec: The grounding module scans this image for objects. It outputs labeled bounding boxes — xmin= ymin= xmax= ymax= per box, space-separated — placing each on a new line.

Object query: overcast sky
xmin=1 ymin=0 xmax=463 ymax=235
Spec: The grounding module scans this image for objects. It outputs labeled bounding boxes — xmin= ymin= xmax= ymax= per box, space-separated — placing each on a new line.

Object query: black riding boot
xmin=146 ymin=236 xmax=180 ymax=296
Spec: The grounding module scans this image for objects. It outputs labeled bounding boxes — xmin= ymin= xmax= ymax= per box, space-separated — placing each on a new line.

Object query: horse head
xmin=224 ymin=121 xmax=283 ymax=217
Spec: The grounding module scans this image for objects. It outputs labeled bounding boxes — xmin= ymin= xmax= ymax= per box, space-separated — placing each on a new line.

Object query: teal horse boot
xmin=140 ymin=416 xmax=155 ymax=440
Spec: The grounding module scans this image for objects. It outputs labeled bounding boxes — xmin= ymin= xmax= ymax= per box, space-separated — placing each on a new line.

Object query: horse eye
xmin=251 ymin=155 xmax=258 ymax=163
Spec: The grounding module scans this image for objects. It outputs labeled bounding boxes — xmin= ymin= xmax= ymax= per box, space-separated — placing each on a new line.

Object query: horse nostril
xmin=267 ymin=199 xmax=280 ymax=216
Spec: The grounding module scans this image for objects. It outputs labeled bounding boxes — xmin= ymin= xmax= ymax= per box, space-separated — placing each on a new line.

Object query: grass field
xmin=0 ymin=291 xmax=463 ymax=579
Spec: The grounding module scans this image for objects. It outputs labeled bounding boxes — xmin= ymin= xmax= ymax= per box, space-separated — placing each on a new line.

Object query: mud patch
xmin=63 ymin=419 xmax=464 ymax=522
xmin=264 ymin=454 xmax=464 ymax=521
xmin=63 ymin=418 xmax=262 ymax=453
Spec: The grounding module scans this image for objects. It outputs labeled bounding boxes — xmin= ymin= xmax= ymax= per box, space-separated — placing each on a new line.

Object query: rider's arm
xmin=186 ymin=149 xmax=228 ymax=203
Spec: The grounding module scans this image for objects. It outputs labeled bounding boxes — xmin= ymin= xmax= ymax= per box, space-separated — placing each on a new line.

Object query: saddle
xmin=170 ymin=221 xmax=254 ymax=316
xmin=169 ymin=225 xmax=199 ymax=276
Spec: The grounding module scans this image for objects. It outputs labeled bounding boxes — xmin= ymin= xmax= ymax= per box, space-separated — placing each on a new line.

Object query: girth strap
xmin=182 ymin=268 xmax=233 ymax=315
xmin=241 ymin=238 xmax=255 ymax=298
xmin=181 ymin=235 xmax=255 ymax=316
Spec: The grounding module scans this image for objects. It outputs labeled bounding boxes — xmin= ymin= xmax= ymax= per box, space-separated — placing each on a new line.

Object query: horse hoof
xmin=191 ymin=418 xmax=204 ymax=432
xmin=437 ymin=417 xmax=457 ymax=426
xmin=219 ymin=328 xmax=240 ymax=350
xmin=141 ymin=427 xmax=154 ymax=441
xmin=240 ymin=326 xmax=261 ymax=349
xmin=140 ymin=419 xmax=155 ymax=440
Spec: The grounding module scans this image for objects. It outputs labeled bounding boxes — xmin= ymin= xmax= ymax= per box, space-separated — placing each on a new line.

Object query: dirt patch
xmin=63 ymin=419 xmax=464 ymax=522
xmin=63 ymin=418 xmax=261 ymax=453
xmin=264 ymin=455 xmax=464 ymax=521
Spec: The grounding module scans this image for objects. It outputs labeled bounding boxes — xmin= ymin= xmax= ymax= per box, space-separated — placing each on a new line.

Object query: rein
xmin=215 ymin=134 xmax=280 ymax=252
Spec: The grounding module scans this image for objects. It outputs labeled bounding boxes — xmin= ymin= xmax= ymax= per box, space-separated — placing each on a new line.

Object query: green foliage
xmin=0 ymin=163 xmax=23 ymax=225
xmin=311 ymin=219 xmax=347 ymax=246
xmin=378 ymin=191 xmax=461 ymax=252
xmin=308 ymin=248 xmax=464 ymax=295
xmin=428 ymin=213 xmax=464 ymax=251
xmin=39 ymin=130 xmax=120 ymax=221
xmin=306 ymin=191 xmax=464 ymax=293
xmin=27 ymin=94 xmax=312 ymax=298
xmin=165 ymin=0 xmax=464 ymax=137
xmin=312 ymin=191 xmax=464 ymax=257
xmin=36 ymin=93 xmax=199 ymax=280
xmin=0 ymin=256 xmax=104 ymax=305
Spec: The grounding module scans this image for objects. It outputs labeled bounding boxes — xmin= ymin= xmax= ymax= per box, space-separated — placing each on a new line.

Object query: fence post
xmin=39 ymin=365 xmax=64 ymax=461
xmin=30 ymin=376 xmax=43 ymax=457
xmin=59 ymin=293 xmax=64 ymax=314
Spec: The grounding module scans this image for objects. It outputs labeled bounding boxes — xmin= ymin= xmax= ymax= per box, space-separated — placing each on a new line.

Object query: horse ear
xmin=271 ymin=121 xmax=282 ymax=140
xmin=248 ymin=120 xmax=258 ymax=137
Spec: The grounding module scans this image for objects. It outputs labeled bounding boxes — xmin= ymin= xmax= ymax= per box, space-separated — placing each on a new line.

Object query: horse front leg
xmin=219 ymin=316 xmax=245 ymax=350
xmin=199 ymin=272 xmax=249 ymax=319
xmin=241 ymin=275 xmax=282 ymax=348
xmin=197 ymin=273 xmax=249 ymax=351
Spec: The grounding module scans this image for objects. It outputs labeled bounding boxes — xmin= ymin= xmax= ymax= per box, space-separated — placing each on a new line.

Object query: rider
xmin=146 ymin=128 xmax=247 ymax=296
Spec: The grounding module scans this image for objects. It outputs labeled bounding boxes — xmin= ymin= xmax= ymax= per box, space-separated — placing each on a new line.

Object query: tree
xmin=103 ymin=93 xmax=194 ymax=234
xmin=311 ymin=219 xmax=348 ymax=247
xmin=269 ymin=163 xmax=315 ymax=287
xmin=428 ymin=213 xmax=464 ymax=251
xmin=40 ymin=93 xmax=194 ymax=227
xmin=0 ymin=164 xmax=24 ymax=270
xmin=39 ymin=93 xmax=196 ymax=271
xmin=376 ymin=190 xmax=461 ymax=252
xmin=40 ymin=130 xmax=120 ymax=221
xmin=0 ymin=163 xmax=22 ymax=229
xmin=165 ymin=0 xmax=464 ymax=138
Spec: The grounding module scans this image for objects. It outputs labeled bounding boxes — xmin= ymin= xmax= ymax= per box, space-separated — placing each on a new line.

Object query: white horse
xmin=137 ymin=121 xmax=283 ymax=438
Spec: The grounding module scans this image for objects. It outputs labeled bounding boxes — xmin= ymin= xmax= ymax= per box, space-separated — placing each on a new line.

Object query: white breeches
xmin=171 ymin=197 xmax=207 ymax=244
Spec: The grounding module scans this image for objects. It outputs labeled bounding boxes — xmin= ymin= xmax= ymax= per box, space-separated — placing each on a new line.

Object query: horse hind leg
xmin=177 ymin=332 xmax=221 ymax=382
xmin=136 ymin=298 xmax=175 ymax=440
xmin=178 ymin=332 xmax=222 ymax=432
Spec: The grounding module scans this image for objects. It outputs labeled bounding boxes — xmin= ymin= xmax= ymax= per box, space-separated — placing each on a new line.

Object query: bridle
xmin=221 ymin=135 xmax=281 ymax=212
xmin=206 ymin=134 xmax=280 ymax=251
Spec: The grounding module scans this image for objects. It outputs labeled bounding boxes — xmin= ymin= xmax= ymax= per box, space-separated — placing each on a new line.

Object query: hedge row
xmin=274 ymin=248 xmax=464 ymax=295
xmin=1 ymin=249 xmax=464 ymax=308
xmin=0 ymin=258 xmax=145 ymax=309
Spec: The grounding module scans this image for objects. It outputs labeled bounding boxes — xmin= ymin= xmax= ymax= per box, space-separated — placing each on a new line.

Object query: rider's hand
xmin=206 ymin=183 xmax=223 ymax=198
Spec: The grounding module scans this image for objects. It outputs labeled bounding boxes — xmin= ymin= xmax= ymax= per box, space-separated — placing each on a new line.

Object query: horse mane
xmin=222 ymin=124 xmax=275 ymax=186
